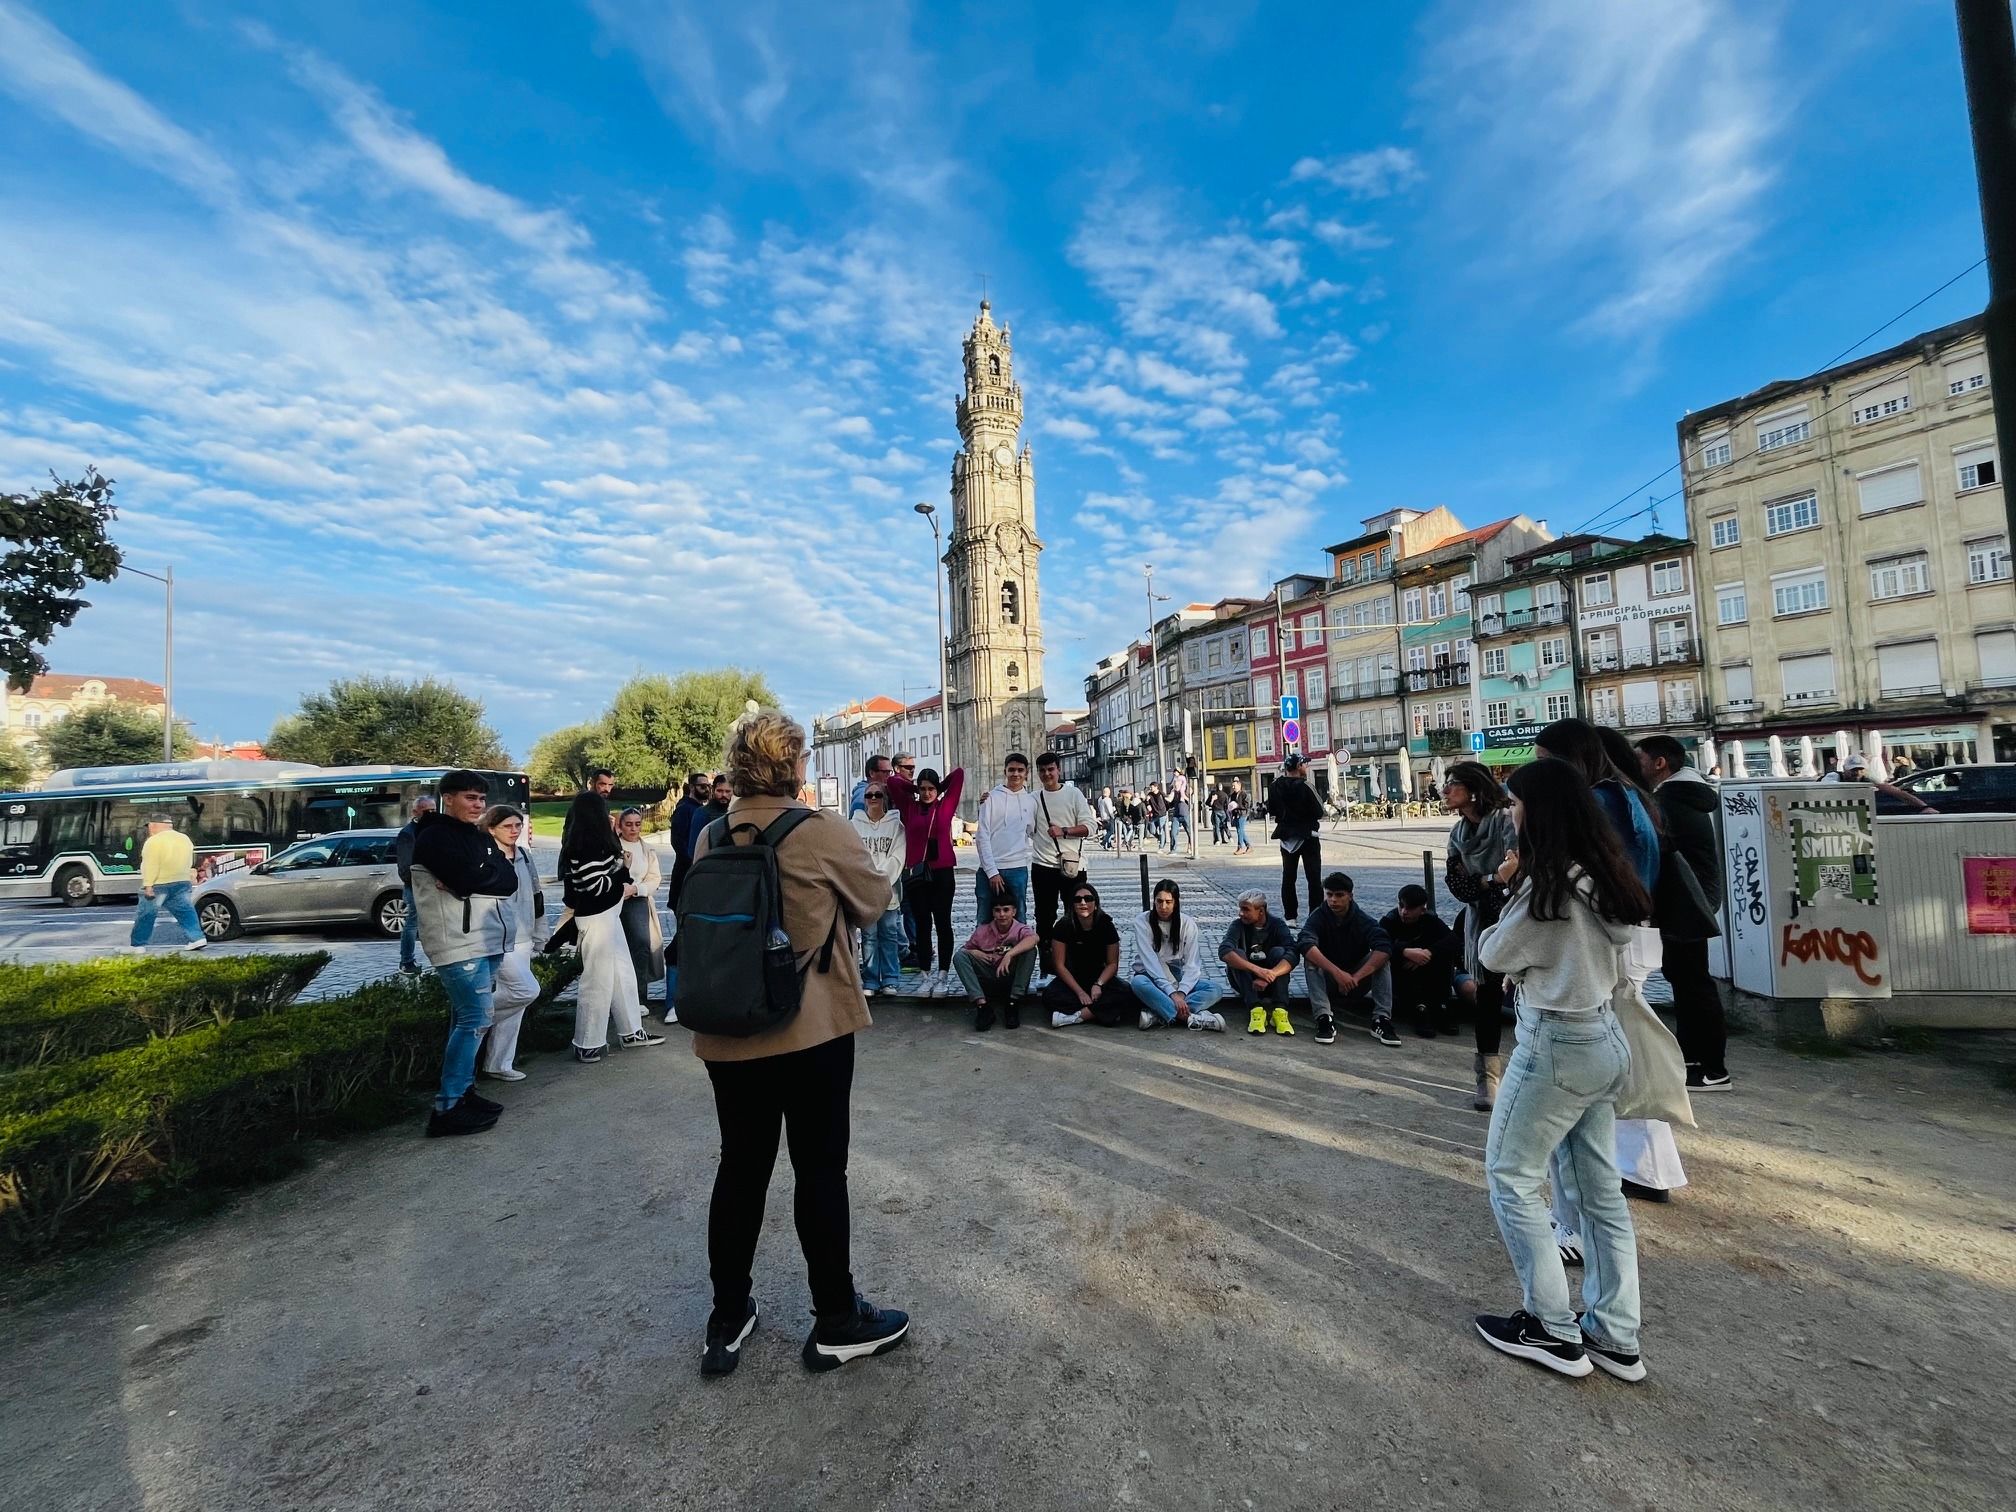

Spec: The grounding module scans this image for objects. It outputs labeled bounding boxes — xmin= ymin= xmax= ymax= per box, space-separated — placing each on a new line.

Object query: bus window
xmin=191 ymin=792 xmax=270 ymax=846
xmin=99 ymin=798 xmax=186 ymax=872
xmin=0 ymin=811 xmax=38 ymax=872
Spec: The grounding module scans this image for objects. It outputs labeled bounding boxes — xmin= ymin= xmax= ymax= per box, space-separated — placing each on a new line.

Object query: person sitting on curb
xmin=1129 ymin=878 xmax=1228 ymax=1031
xmin=1380 ymin=883 xmax=1460 ymax=1038
xmin=1045 ymin=884 xmax=1140 ymax=1027
xmin=1221 ymin=890 xmax=1299 ymax=1036
xmin=954 ymin=897 xmax=1039 ymax=1031
xmin=1298 ymin=872 xmax=1395 ymax=1047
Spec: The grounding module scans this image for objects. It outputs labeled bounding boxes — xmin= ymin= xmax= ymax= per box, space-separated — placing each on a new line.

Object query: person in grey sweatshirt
xmin=1442 ymin=761 xmax=1516 ymax=1110
xmin=1472 ymin=757 xmax=1654 ymax=1386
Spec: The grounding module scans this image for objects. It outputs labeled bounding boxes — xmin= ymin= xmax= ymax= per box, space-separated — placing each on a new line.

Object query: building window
xmin=1580 ymin=572 xmax=1613 ymax=607
xmin=1253 ymin=674 xmax=1273 ymax=708
xmin=1876 ymin=641 xmax=1941 ymax=698
xmin=1700 ymin=432 xmax=1732 ymax=469
xmin=1855 ymin=460 xmax=1925 ymax=515
xmin=1756 ymin=407 xmax=1811 ymax=452
xmin=1544 ymin=693 xmax=1573 ymax=721
xmin=1957 ymin=442 xmax=1999 ymax=492
xmin=1001 ymin=580 xmax=1019 ymax=624
xmin=1307 ymin=713 xmax=1330 ymax=751
xmin=1946 ymin=352 xmax=1989 ymax=395
xmin=1461 ymin=703 xmax=1474 ymax=731
xmin=1539 ymin=637 xmax=1568 ymax=668
xmin=1208 ymin=642 xmax=1223 ymax=669
xmin=1252 ymin=626 xmax=1269 ymax=659
xmin=1780 ymin=650 xmax=1837 ymax=703
xmin=1233 ymin=726 xmax=1251 ymax=758
xmin=1868 ymin=552 xmax=1931 ymax=601
xmin=1378 ymin=546 xmax=1392 ymax=572
xmin=23 ymin=711 xmax=41 ymax=728
xmin=1452 ymin=574 xmax=1471 ymax=609
xmin=1431 ymin=700 xmax=1454 ymax=730
xmin=1764 ymin=493 xmax=1821 ymax=536
xmin=1427 ymin=585 xmax=1448 ymax=618
xmin=1710 ymin=516 xmax=1740 ymax=549
xmin=1716 ymin=583 xmax=1747 ymax=625
xmin=1210 ymin=728 xmax=1228 ymax=761
xmin=1006 ymin=661 xmax=1021 ymax=690
xmin=1665 ymin=680 xmax=1698 ymax=719
xmin=1453 ymin=635 xmax=1473 ymax=666
xmin=1484 ymin=699 xmax=1511 ymax=725
xmin=1304 ymin=665 xmax=1327 ymax=705
xmin=1482 ymin=647 xmax=1508 ymax=677
xmin=1400 ymin=589 xmax=1422 ymax=623
xmin=1589 ymin=687 xmax=1619 ymax=725
xmin=1968 ymin=536 xmax=2013 ymax=585
xmin=1300 ymin=611 xmax=1322 ymax=645
xmin=1229 ymin=637 xmax=1243 ymax=660
xmin=1335 ymin=557 xmax=1357 ymax=584
xmin=1258 ymin=723 xmax=1276 ymax=757
xmin=1431 ymin=641 xmax=1451 ymax=666
xmin=1406 ymin=646 xmax=1427 ymax=673
xmin=1649 ymin=559 xmax=1684 ymax=596
xmin=1850 ymin=376 xmax=1912 ymax=425
xmin=1770 ymin=568 xmax=1829 ymax=618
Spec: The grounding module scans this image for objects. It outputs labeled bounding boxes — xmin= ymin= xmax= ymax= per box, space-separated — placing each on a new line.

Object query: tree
xmin=0 ymin=730 xmax=34 ymax=790
xmin=39 ymin=700 xmax=195 ymax=771
xmin=0 ymin=468 xmax=124 ymax=691
xmin=559 ymin=669 xmax=775 ymax=792
xmin=526 ymin=722 xmax=602 ymax=795
xmin=266 ymin=676 xmax=509 ymax=769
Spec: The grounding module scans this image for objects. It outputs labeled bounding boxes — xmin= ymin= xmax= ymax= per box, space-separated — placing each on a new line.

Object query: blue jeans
xmin=1485 ymin=1004 xmax=1641 ymax=1353
xmin=399 ymin=882 xmax=420 ymax=969
xmin=436 ymin=954 xmax=500 ymax=1112
xmin=1130 ymin=974 xmax=1225 ymax=1024
xmin=975 ymin=865 xmax=1029 ymax=920
xmin=1232 ymin=815 xmax=1250 ymax=848
xmin=863 ymin=910 xmax=906 ymax=990
xmin=1169 ymin=803 xmax=1192 ymax=847
xmin=130 ymin=881 xmax=201 ymax=947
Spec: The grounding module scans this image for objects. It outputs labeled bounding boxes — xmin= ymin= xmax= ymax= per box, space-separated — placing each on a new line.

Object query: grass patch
xmin=527 ymin=800 xmax=670 ymax=839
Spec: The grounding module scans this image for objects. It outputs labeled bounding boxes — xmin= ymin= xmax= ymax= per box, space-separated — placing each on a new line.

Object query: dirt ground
xmin=4 ymin=1006 xmax=2014 ymax=1512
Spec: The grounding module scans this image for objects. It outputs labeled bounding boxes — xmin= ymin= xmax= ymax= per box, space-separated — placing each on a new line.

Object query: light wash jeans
xmin=1303 ymin=959 xmax=1394 ymax=1018
xmin=863 ymin=910 xmax=906 ymax=990
xmin=130 ymin=881 xmax=202 ymax=947
xmin=974 ymin=865 xmax=1029 ymax=920
xmin=436 ymin=954 xmax=500 ymax=1111
xmin=1485 ymin=1003 xmax=1641 ymax=1353
xmin=1130 ymin=973 xmax=1226 ymax=1024
xmin=399 ymin=882 xmax=420 ymax=969
xmin=1232 ymin=815 xmax=1250 ymax=848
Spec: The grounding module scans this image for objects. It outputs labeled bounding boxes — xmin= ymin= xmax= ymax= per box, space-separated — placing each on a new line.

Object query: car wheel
xmin=372 ymin=890 xmax=407 ymax=939
xmin=198 ymin=896 xmax=242 ymax=941
xmin=55 ymin=865 xmax=94 ymax=907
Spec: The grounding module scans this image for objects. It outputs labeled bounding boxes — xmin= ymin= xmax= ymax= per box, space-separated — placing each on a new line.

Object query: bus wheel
xmin=55 ymin=866 xmax=94 ymax=906
xmin=372 ymin=890 xmax=407 ymax=939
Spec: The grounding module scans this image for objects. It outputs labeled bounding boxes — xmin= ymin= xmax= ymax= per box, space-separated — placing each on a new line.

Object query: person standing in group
xmin=667 ymin=774 xmax=709 ymax=908
xmin=1268 ymin=753 xmax=1325 ymax=921
xmin=954 ymin=896 xmax=1039 ymax=1031
xmin=850 ymin=754 xmax=893 ymax=817
xmin=1206 ymin=785 xmax=1228 ymax=846
xmin=1130 ymin=879 xmax=1228 ymax=1031
xmin=886 ymin=764 xmax=965 ymax=997
xmin=410 ymin=771 xmax=520 ymax=1137
xmin=1221 ymin=890 xmax=1298 ymax=1036
xmin=888 ymin=753 xmax=920 ymax=963
xmin=1030 ymin=752 xmax=1093 ymax=965
xmin=973 ymin=753 xmax=1038 ymax=923
xmin=125 ymin=814 xmax=206 ymax=953
xmin=1228 ymin=778 xmax=1253 ymax=855
xmin=850 ymin=783 xmax=908 ymax=996
xmin=1636 ymin=736 xmax=1728 ymax=1092
xmin=689 ymin=710 xmax=908 ymax=1377
xmin=1297 ymin=872 xmax=1394 ymax=1048
xmin=706 ymin=774 xmax=733 ymax=822
xmin=1472 ymin=756 xmax=1651 ymax=1383
xmin=1046 ymin=884 xmax=1140 ymax=1027
xmin=1381 ymin=884 xmax=1460 ymax=1038
xmin=617 ymin=807 xmax=667 ymax=1021
xmin=1096 ymin=785 xmax=1117 ymax=850
xmin=560 ymin=786 xmax=662 ymax=1062
xmin=393 ymin=793 xmax=436 ymax=975
xmin=1444 ymin=761 xmax=1516 ymax=1112
xmin=1143 ymin=782 xmax=1169 ymax=851
xmin=1168 ymin=767 xmax=1193 ymax=851
xmin=477 ymin=805 xmax=547 ymax=1083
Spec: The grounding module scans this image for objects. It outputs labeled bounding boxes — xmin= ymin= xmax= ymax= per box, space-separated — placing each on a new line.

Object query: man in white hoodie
xmin=973 ymin=752 xmax=1038 ymax=923
xmin=850 ymin=784 xmax=909 ymax=995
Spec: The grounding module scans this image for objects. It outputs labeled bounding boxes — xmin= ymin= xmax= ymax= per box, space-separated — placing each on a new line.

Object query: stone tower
xmin=945 ymin=299 xmax=1045 ymax=809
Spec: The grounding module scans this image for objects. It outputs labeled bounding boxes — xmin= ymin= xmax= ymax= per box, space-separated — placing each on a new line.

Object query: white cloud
xmin=1047 ymin=416 xmax=1101 ymax=443
xmin=1312 ymin=220 xmax=1391 ymax=252
xmin=1305 ymin=279 xmax=1351 ymax=302
xmin=832 ymin=415 xmax=875 ymax=439
xmin=1186 ymin=406 xmax=1235 ymax=430
xmin=1288 ymin=146 xmax=1422 ymax=199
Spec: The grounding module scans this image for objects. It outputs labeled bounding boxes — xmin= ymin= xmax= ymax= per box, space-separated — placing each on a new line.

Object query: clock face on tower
xmin=991 ymin=444 xmax=1015 ymax=471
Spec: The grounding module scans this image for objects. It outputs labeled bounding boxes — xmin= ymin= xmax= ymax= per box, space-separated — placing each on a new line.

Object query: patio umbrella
xmin=1326 ymin=750 xmax=1341 ymax=798
xmin=1768 ymin=735 xmax=1788 ymax=777
xmin=1698 ymin=737 xmax=1717 ymax=772
xmin=1835 ymin=730 xmax=1854 ymax=764
xmin=1866 ymin=729 xmax=1887 ymax=774
xmin=1397 ymin=758 xmax=1414 ymax=797
xmin=1797 ymin=735 xmax=1816 ymax=777
xmin=1431 ymin=755 xmax=1446 ymax=785
xmin=1726 ymin=741 xmax=1749 ymax=778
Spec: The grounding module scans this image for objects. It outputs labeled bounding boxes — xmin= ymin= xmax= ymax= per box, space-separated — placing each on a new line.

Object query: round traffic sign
xmin=1281 ymin=718 xmax=1301 ymax=745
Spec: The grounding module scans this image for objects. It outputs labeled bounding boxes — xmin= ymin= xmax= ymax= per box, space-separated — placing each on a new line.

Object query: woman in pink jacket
xmin=887 ymin=765 xmax=964 ymax=996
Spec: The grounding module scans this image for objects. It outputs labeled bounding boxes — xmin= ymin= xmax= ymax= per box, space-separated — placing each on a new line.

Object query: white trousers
xmin=573 ymin=908 xmax=642 ymax=1050
xmin=481 ymin=944 xmax=539 ymax=1073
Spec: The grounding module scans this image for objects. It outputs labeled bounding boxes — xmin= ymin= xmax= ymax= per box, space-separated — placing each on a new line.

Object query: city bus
xmin=0 ymin=760 xmax=531 ymax=904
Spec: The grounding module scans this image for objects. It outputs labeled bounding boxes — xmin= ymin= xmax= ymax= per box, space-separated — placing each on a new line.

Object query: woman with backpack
xmin=560 ymin=788 xmax=662 ymax=1063
xmin=886 ymin=764 xmax=966 ymax=998
xmin=1443 ymin=761 xmax=1515 ymax=1111
xmin=1472 ymin=756 xmax=1652 ymax=1383
xmin=688 ymin=710 xmax=909 ymax=1378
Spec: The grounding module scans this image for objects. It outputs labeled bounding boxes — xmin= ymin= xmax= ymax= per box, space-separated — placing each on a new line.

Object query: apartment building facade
xmin=1184 ymin=599 xmax=1263 ymax=792
xmin=1246 ymin=574 xmax=1329 ymax=797
xmin=1082 ymin=652 xmax=1133 ymax=794
xmin=1681 ymin=314 xmax=2014 ymax=772
xmin=1473 ymin=548 xmax=1575 ymax=768
xmin=1571 ymin=536 xmax=1706 ymax=748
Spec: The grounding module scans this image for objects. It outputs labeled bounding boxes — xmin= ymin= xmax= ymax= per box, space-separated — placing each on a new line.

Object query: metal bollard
xmin=1422 ymin=849 xmax=1435 ymax=908
xmin=1140 ymin=852 xmax=1151 ymax=912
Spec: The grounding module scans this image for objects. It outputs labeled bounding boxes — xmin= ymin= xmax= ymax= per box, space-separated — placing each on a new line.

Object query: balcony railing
xmin=1403 ymin=662 xmax=1473 ymax=694
xmin=1582 ymin=643 xmax=1697 ymax=675
xmin=1332 ymin=676 xmax=1402 ymax=702
xmin=1475 ymin=604 xmax=1567 ymax=639
xmin=1333 ymin=561 xmax=1396 ymax=586
xmin=1878 ymin=683 xmax=1943 ymax=701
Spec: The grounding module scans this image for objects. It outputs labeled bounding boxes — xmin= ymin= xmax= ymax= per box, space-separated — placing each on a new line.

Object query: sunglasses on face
xmin=1072 ymin=896 xmax=1097 ymax=906
xmin=865 ymin=790 xmax=888 ymax=801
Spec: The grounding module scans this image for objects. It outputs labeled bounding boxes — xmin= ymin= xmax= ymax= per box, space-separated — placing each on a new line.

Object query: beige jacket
xmin=621 ymin=837 xmax=665 ymax=953
xmin=689 ymin=796 xmax=889 ymax=1063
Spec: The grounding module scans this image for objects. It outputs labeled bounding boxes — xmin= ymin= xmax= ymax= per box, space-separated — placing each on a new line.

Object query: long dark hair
xmin=560 ymin=790 xmax=619 ymax=863
xmin=1064 ymin=881 xmax=1108 ymax=936
xmin=1149 ymin=878 xmax=1183 ymax=952
xmin=1505 ymin=759 xmax=1651 ymax=925
xmin=1535 ymin=719 xmax=1617 ymax=788
xmin=1595 ymin=725 xmax=1664 ymax=835
xmin=1443 ymin=761 xmax=1507 ymax=814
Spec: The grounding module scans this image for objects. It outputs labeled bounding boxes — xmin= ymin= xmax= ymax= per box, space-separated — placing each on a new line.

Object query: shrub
xmin=0 ymin=953 xmax=330 ymax=1072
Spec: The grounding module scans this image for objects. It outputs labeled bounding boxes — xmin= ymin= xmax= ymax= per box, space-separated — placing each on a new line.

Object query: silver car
xmin=194 ymin=828 xmax=406 ymax=941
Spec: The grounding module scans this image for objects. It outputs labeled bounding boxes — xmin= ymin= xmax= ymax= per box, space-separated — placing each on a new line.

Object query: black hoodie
xmin=409 ymin=810 xmax=518 ymax=899
xmin=559 ymin=790 xmax=630 ymax=917
xmin=1654 ymin=767 xmax=1722 ymax=904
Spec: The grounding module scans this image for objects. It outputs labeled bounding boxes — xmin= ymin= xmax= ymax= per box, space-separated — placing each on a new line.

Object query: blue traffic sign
xmin=1470 ymin=731 xmax=1486 ymax=753
xmin=1279 ymin=694 xmax=1300 ymax=721
xmin=1281 ymin=718 xmax=1301 ymax=746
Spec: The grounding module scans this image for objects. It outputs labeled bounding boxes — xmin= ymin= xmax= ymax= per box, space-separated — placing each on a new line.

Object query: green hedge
xmin=0 ymin=953 xmax=331 ymax=1072
xmin=1 ymin=951 xmax=587 ymax=1259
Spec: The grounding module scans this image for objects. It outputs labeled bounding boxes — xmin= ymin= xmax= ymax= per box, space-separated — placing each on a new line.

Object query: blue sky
xmin=0 ymin=0 xmax=1990 ymax=761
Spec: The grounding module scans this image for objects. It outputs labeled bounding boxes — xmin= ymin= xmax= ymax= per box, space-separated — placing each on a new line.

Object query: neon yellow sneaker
xmin=1247 ymin=1005 xmax=1267 ymax=1035
xmin=1271 ymin=1007 xmax=1295 ymax=1036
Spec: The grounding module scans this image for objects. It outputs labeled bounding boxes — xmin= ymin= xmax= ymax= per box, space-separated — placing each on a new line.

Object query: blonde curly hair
xmin=725 ymin=709 xmax=807 ymax=798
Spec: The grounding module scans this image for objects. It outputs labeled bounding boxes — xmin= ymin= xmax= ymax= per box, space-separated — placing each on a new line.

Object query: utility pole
xmin=1958 ymin=0 xmax=2016 ymax=548
xmin=121 ymin=563 xmax=175 ymax=761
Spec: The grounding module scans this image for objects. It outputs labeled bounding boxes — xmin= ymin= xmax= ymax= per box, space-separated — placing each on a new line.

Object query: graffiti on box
xmin=1787 ymin=800 xmax=1877 ymax=912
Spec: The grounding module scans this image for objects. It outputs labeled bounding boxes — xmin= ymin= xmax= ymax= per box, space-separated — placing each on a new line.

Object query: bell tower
xmin=945 ymin=299 xmax=1045 ymax=809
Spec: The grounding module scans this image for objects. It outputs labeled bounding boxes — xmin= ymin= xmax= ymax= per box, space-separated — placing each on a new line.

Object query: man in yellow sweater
xmin=126 ymin=813 xmax=206 ymax=953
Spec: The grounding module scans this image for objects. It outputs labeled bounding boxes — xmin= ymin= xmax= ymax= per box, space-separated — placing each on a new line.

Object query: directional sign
xmin=1470 ymin=731 xmax=1486 ymax=753
xmin=1279 ymin=694 xmax=1300 ymax=722
xmin=1281 ymin=718 xmax=1302 ymax=746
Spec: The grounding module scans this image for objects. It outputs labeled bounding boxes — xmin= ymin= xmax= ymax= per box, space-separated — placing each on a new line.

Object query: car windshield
xmin=269 ymin=841 xmax=336 ymax=870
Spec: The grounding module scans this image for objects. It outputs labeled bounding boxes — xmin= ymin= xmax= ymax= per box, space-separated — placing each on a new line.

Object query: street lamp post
xmin=1144 ymin=565 xmax=1169 ymax=786
xmin=913 ymin=503 xmax=952 ymax=772
xmin=121 ymin=563 xmax=174 ymax=761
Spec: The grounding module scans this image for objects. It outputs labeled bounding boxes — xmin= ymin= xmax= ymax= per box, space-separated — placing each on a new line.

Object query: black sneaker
xmin=1620 ymin=1178 xmax=1672 ymax=1204
xmin=425 ymin=1098 xmax=500 ymax=1138
xmin=1412 ymin=1016 xmax=1438 ymax=1039
xmin=973 ymin=1005 xmax=994 ymax=1032
xmin=461 ymin=1088 xmax=503 ymax=1115
xmin=398 ymin=963 xmax=423 ymax=978
xmin=1313 ymin=1016 xmax=1337 ymax=1045
xmin=1003 ymin=1000 xmax=1021 ymax=1030
xmin=573 ymin=1045 xmax=606 ymax=1064
xmin=1370 ymin=1017 xmax=1402 ymax=1048
xmin=1687 ymin=1068 xmax=1732 ymax=1092
xmin=617 ymin=1028 xmax=666 ymax=1048
xmin=701 ymin=1298 xmax=759 ymax=1378
xmin=1474 ymin=1310 xmax=1593 ymax=1377
xmin=802 ymin=1294 xmax=910 ymax=1372
xmin=1579 ymin=1329 xmax=1646 ymax=1382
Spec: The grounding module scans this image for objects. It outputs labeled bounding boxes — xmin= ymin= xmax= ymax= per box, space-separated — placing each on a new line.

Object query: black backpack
xmin=675 ymin=809 xmax=833 ymax=1037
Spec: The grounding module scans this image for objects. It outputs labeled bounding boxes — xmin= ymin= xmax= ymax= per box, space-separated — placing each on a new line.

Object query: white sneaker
xmin=183 ymin=939 xmax=208 ymax=951
xmin=1139 ymin=1010 xmax=1157 ymax=1030
xmin=480 ymin=1067 xmax=528 ymax=1082
xmin=661 ymin=1007 xmax=679 ymax=1025
xmin=1187 ymin=1010 xmax=1226 ymax=1033
xmin=1051 ymin=1010 xmax=1080 ymax=1029
xmin=864 ymin=986 xmax=880 ymax=998
xmin=936 ymin=972 xmax=958 ymax=999
xmin=122 ymin=945 xmax=146 ymax=955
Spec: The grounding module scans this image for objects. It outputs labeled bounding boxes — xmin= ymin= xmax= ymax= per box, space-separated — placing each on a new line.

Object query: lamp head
xmin=913 ymin=502 xmax=935 ymax=517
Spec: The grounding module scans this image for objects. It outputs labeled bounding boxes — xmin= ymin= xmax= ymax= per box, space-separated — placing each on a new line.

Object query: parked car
xmin=193 ymin=829 xmax=405 ymax=940
xmin=1876 ymin=764 xmax=2016 ymax=816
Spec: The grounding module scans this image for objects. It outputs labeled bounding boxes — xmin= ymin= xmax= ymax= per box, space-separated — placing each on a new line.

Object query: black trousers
xmin=1228 ymin=965 xmax=1292 ymax=1009
xmin=1392 ymin=960 xmax=1455 ymax=1020
xmin=1279 ymin=839 xmax=1322 ymax=921
xmin=906 ymin=867 xmax=957 ymax=971
xmin=1040 ymin=975 xmax=1138 ymax=1026
xmin=1032 ymin=863 xmax=1072 ymax=951
xmin=1662 ymin=934 xmax=1725 ymax=1075
xmin=1471 ymin=968 xmax=1505 ymax=1057
xmin=704 ymin=1033 xmax=856 ymax=1319
xmin=620 ymin=896 xmax=657 ymax=1007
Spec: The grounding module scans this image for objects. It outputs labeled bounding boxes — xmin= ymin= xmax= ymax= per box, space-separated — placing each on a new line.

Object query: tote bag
xmin=1612 ymin=982 xmax=1696 ymax=1127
